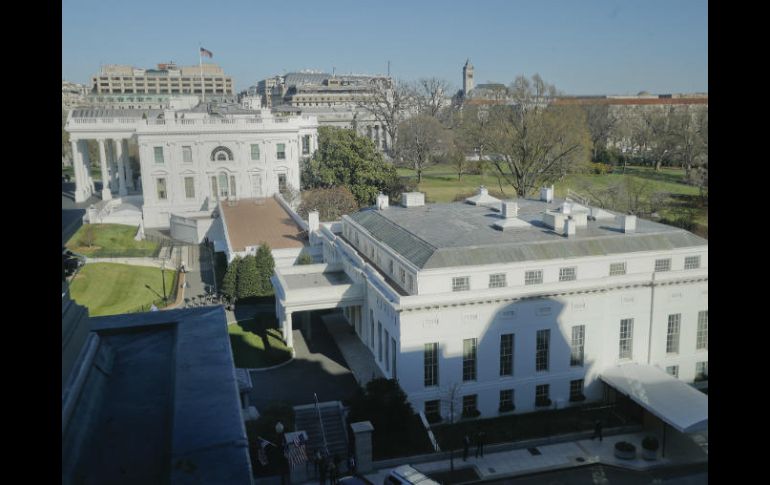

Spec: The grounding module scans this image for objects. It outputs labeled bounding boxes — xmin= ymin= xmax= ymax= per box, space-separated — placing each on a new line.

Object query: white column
xmin=97 ymin=139 xmax=112 ymax=201
xmin=284 ymin=312 xmax=293 ymax=349
xmin=81 ymin=141 xmax=94 ymax=196
xmin=122 ymin=139 xmax=133 ymax=191
xmin=115 ymin=138 xmax=127 ymax=196
xmin=125 ymin=142 xmax=135 ymax=190
xmin=71 ymin=140 xmax=87 ymax=203
xmin=108 ymin=141 xmax=118 ymax=191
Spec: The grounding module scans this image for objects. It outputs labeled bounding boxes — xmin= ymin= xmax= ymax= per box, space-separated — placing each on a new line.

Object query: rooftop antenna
xmin=387 ymin=60 xmax=390 ymax=77
xmin=332 ymin=66 xmax=336 ymax=77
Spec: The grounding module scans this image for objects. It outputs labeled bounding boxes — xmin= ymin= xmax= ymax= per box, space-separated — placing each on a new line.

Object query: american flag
xmin=257 ymin=438 xmax=271 ymax=466
xmin=284 ymin=433 xmax=308 ymax=468
xmin=200 ymin=47 xmax=213 ymax=58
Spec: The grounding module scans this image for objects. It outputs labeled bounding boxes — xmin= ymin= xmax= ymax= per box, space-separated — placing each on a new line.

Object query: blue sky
xmin=62 ymin=0 xmax=707 ymax=95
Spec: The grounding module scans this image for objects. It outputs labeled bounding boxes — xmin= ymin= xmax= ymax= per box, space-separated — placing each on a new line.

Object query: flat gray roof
xmin=76 ymin=307 xmax=253 ymax=484
xmin=282 ymin=270 xmax=353 ymax=290
xmin=348 ymin=199 xmax=707 ymax=269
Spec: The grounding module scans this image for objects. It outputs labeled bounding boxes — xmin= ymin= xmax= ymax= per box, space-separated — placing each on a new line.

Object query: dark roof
xmin=348 ymin=199 xmax=707 ymax=269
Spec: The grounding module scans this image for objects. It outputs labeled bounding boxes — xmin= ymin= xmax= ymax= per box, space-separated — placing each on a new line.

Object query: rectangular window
xmin=182 ymin=145 xmax=192 ymax=164
xmin=559 ymin=267 xmax=577 ymax=282
xmin=666 ymin=314 xmax=681 ymax=354
xmin=384 ymin=330 xmax=390 ymax=372
xmin=391 ymin=337 xmax=397 ymax=379
xmin=453 ymin=276 xmax=470 ymax=292
xmin=463 ymin=338 xmax=477 ymax=381
xmin=570 ymin=325 xmax=585 ymax=367
xmin=370 ymin=320 xmax=374 ymax=350
xmin=695 ymin=361 xmax=708 ymax=381
xmin=462 ymin=394 xmax=477 ymax=415
xmin=535 ymin=329 xmax=550 ymax=372
xmin=535 ymin=384 xmax=550 ymax=405
xmin=302 ymin=135 xmax=311 ymax=155
xmin=655 ymin=258 xmax=671 ymax=272
xmin=619 ymin=319 xmax=634 ymax=359
xmin=153 ymin=146 xmax=164 ymax=163
xmin=499 ymin=334 xmax=514 ymax=376
xmin=684 ymin=256 xmax=701 ymax=270
xmin=277 ymin=143 xmax=286 ymax=159
xmin=407 ymin=274 xmax=414 ymax=292
xmin=525 ymin=270 xmax=543 ymax=285
xmin=250 ymin=144 xmax=260 ymax=160
xmin=399 ymin=268 xmax=406 ymax=285
xmin=424 ymin=400 xmax=440 ymax=420
xmin=278 ymin=173 xmax=287 ymax=193
xmin=156 ymin=178 xmax=167 ymax=200
xmin=378 ymin=322 xmax=383 ymax=362
xmin=210 ymin=176 xmax=218 ymax=200
xmin=569 ymin=379 xmax=584 ymax=401
xmin=489 ymin=273 xmax=507 ymax=288
xmin=184 ymin=177 xmax=195 ymax=199
xmin=610 ymin=262 xmax=627 ymax=276
xmin=499 ymin=389 xmax=514 ymax=412
xmin=424 ymin=343 xmax=438 ymax=387
xmin=696 ymin=311 xmax=708 ymax=350
xmin=666 ymin=365 xmax=679 ymax=378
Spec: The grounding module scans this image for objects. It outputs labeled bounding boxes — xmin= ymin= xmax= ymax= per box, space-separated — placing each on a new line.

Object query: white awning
xmin=600 ymin=363 xmax=708 ymax=433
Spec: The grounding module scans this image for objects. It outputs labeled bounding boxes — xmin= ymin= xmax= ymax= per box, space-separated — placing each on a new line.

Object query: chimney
xmin=561 ymin=201 xmax=572 ymax=215
xmin=564 ymin=218 xmax=576 ymax=237
xmin=402 ymin=192 xmax=425 ymax=208
xmin=540 ymin=185 xmax=554 ymax=203
xmin=622 ymin=214 xmax=637 ymax=234
xmin=376 ymin=193 xmax=389 ymax=210
xmin=542 ymin=211 xmax=566 ymax=232
xmin=308 ymin=210 xmax=319 ymax=232
xmin=502 ymin=200 xmax=518 ymax=219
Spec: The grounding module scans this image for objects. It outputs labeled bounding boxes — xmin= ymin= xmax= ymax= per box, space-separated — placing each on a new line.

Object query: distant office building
xmin=91 ymin=62 xmax=235 ymax=96
xmin=463 ymin=59 xmax=474 ymax=97
xmin=62 ymin=80 xmax=90 ymax=108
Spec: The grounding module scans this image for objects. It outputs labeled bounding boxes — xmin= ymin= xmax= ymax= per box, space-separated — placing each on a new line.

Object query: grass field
xmin=66 ymin=223 xmax=160 ymax=257
xmin=69 ymin=262 xmax=176 ymax=316
xmin=228 ymin=315 xmax=292 ymax=368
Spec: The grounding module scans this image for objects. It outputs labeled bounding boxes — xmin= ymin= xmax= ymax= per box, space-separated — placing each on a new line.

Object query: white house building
xmin=65 ymin=101 xmax=319 ymax=245
xmin=272 ymin=188 xmax=707 ymax=430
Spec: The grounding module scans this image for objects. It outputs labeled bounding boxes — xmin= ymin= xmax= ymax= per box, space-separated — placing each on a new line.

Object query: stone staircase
xmin=293 ymin=401 xmax=349 ymax=466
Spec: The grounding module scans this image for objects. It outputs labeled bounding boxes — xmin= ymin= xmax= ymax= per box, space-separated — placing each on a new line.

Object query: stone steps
xmin=294 ymin=402 xmax=349 ymax=462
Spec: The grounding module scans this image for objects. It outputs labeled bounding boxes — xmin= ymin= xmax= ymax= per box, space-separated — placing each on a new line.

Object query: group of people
xmin=313 ymin=451 xmax=356 ymax=485
xmin=462 ymin=431 xmax=486 ymax=461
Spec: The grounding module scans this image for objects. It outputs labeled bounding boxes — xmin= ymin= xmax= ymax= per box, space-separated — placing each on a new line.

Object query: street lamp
xmin=161 ymin=260 xmax=167 ymax=304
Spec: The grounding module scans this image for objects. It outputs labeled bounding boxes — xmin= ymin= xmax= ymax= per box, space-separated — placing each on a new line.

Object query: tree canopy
xmin=302 ymin=126 xmax=399 ymax=206
xmin=254 ymin=243 xmax=275 ymax=296
xmin=297 ymin=186 xmax=359 ymax=222
xmin=221 ymin=256 xmax=240 ymax=299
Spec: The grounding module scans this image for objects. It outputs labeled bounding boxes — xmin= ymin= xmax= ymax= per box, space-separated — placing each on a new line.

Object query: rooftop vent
xmin=402 ymin=192 xmax=425 ymax=208
xmin=502 ymin=200 xmax=518 ymax=219
xmin=465 ymin=186 xmax=501 ymax=208
xmin=376 ymin=193 xmax=389 ymax=210
xmin=564 ymin=219 xmax=576 ymax=237
xmin=622 ymin=214 xmax=637 ymax=234
xmin=542 ymin=211 xmax=566 ymax=232
xmin=540 ymin=185 xmax=554 ymax=203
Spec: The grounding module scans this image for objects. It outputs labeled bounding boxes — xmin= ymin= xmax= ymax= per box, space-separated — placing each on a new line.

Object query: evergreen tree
xmin=236 ymin=254 xmax=259 ymax=299
xmin=221 ymin=256 xmax=240 ymax=299
xmin=255 ymin=242 xmax=276 ymax=296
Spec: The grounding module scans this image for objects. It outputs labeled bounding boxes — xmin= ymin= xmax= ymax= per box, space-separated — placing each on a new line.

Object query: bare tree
xmin=415 ymin=77 xmax=452 ymax=118
xmin=668 ymin=106 xmax=708 ymax=182
xmin=439 ymin=382 xmax=463 ymax=473
xmin=397 ymin=114 xmax=448 ymax=183
xmin=357 ymin=78 xmax=416 ymax=158
xmin=583 ymin=104 xmax=619 ymax=162
xmin=484 ymin=75 xmax=591 ymax=197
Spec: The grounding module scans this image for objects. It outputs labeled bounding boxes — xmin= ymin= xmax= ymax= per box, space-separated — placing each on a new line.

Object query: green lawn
xmin=66 ymin=223 xmax=160 ymax=257
xmin=228 ymin=315 xmax=292 ymax=368
xmin=69 ymin=262 xmax=176 ymax=316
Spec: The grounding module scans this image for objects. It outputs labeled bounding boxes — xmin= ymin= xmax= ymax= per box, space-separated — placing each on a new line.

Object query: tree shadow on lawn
xmin=230 ymin=316 xmax=290 ymax=368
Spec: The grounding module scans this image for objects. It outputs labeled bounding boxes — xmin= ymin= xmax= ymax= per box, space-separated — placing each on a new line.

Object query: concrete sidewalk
xmin=357 ymin=431 xmax=707 ymax=485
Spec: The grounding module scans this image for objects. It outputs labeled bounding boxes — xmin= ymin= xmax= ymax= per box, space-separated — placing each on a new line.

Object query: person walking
xmin=591 ymin=419 xmax=603 ymax=442
xmin=462 ymin=434 xmax=471 ymax=461
xmin=475 ymin=430 xmax=485 ymax=458
xmin=348 ymin=453 xmax=357 ymax=475
xmin=327 ymin=456 xmax=337 ymax=485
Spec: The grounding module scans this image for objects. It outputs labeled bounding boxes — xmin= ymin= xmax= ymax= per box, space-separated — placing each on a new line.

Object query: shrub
xmin=615 ymin=441 xmax=636 ymax=453
xmin=589 ymin=162 xmax=612 ymax=175
xmin=642 ymin=436 xmax=659 ymax=451
xmin=221 ymin=256 xmax=240 ymax=299
xmin=297 ymin=252 xmax=314 ymax=265
xmin=426 ymin=413 xmax=443 ymax=425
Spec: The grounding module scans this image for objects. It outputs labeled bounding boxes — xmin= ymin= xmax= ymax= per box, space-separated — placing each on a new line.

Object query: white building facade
xmin=66 ymin=105 xmax=319 ymax=234
xmin=273 ymin=191 xmax=708 ymax=421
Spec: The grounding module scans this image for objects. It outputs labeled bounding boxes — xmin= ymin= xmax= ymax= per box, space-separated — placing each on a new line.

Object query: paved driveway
xmin=248 ymin=312 xmax=360 ymax=410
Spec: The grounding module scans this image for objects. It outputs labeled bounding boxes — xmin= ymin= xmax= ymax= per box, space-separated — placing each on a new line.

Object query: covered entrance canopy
xmin=600 ymin=363 xmax=708 ymax=433
xmin=271 ymin=263 xmax=365 ymax=347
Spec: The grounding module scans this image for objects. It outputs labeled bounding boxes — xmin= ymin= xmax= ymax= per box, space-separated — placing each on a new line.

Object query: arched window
xmin=210 ymin=146 xmax=234 ymax=162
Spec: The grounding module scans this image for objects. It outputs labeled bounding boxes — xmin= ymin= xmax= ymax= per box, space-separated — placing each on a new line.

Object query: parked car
xmin=384 ymin=465 xmax=439 ymax=485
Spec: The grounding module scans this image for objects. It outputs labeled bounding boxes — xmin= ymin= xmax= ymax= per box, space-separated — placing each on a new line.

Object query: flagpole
xmin=199 ymin=44 xmax=205 ymax=104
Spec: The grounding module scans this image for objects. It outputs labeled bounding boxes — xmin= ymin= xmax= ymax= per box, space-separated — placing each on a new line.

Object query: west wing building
xmin=273 ymin=189 xmax=707 ymax=421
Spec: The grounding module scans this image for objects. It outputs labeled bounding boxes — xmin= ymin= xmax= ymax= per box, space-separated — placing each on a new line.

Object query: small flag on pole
xmin=200 ymin=47 xmax=213 ymax=58
xmin=284 ymin=433 xmax=308 ymax=468
xmin=257 ymin=438 xmax=270 ymax=466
